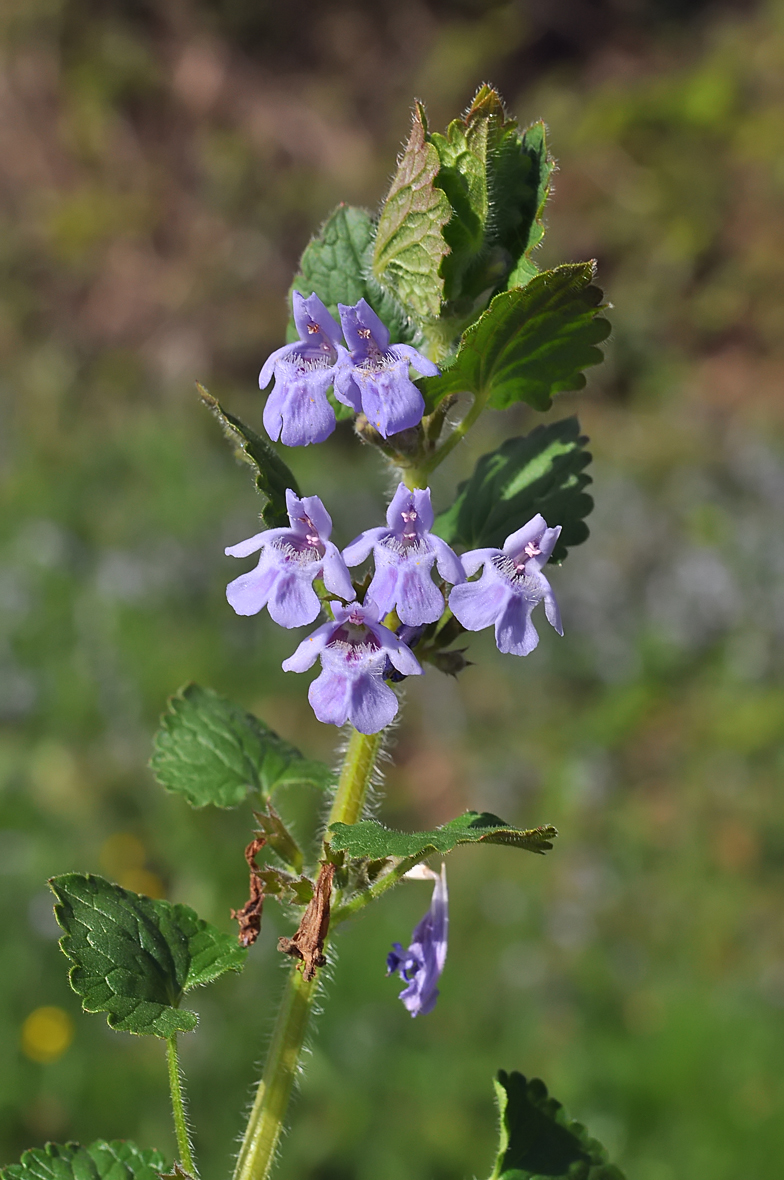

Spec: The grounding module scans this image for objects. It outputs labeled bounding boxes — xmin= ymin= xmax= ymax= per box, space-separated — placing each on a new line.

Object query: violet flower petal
xmin=387 ymin=865 xmax=448 ymax=1017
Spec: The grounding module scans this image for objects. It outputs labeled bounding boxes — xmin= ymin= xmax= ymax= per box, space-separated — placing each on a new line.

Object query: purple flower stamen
xmin=387 ymin=864 xmax=448 ymax=1017
xmin=260 ymin=292 xmax=350 ymax=447
xmin=448 ymin=513 xmax=563 ymax=656
xmin=333 ymin=299 xmax=438 ymax=438
xmin=282 ymin=599 xmax=422 ymax=733
xmin=342 ymin=484 xmax=464 ymax=626
xmin=225 ymin=489 xmax=354 ymax=628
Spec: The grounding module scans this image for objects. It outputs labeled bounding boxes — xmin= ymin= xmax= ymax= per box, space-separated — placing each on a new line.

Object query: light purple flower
xmin=387 ymin=864 xmax=448 ymax=1017
xmin=343 ymin=484 xmax=464 ymax=626
xmin=282 ymin=599 xmax=422 ymax=733
xmin=225 ymin=489 xmax=354 ymax=628
xmin=333 ymin=298 xmax=438 ymax=438
xmin=260 ymin=292 xmax=349 ymax=447
xmin=449 ymin=514 xmax=563 ymax=656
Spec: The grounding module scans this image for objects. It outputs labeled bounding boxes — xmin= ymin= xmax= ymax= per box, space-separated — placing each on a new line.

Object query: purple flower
xmin=387 ymin=864 xmax=448 ymax=1017
xmin=282 ymin=599 xmax=422 ymax=733
xmin=448 ymin=514 xmax=563 ymax=656
xmin=225 ymin=489 xmax=354 ymax=628
xmin=343 ymin=484 xmax=464 ymax=626
xmin=260 ymin=292 xmax=349 ymax=447
xmin=333 ymin=298 xmax=438 ymax=437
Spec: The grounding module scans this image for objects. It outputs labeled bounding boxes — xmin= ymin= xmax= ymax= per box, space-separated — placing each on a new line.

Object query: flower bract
xmin=282 ymin=599 xmax=422 ymax=733
xmin=334 ymin=298 xmax=438 ymax=437
xmin=260 ymin=292 xmax=348 ymax=447
xmin=343 ymin=484 xmax=464 ymax=625
xmin=448 ymin=513 xmax=563 ymax=655
xmin=387 ymin=864 xmax=448 ymax=1016
xmin=225 ymin=489 xmax=354 ymax=627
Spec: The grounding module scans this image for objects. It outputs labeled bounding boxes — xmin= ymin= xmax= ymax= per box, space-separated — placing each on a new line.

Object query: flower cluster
xmin=260 ymin=293 xmax=438 ymax=447
xmin=226 ymin=483 xmax=563 ymax=734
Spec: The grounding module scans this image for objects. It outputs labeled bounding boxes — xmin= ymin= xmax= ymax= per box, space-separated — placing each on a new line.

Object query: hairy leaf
xmin=430 ymin=88 xmax=555 ymax=303
xmin=291 ymin=203 xmax=374 ymax=315
xmin=1 ymin=1141 xmax=167 ymax=1180
xmin=420 ymin=264 xmax=610 ymax=413
xmin=288 ymin=203 xmax=415 ymax=347
xmin=328 ymin=811 xmax=557 ymax=859
xmin=372 ymin=103 xmax=451 ymax=321
xmin=498 ymin=121 xmax=556 ymax=287
xmin=151 ymin=683 xmax=333 ymax=809
xmin=50 ymin=874 xmax=246 ymax=1037
xmin=434 ymin=416 xmax=592 ymax=562
xmin=199 ymin=385 xmax=297 ymax=527
xmin=490 ymin=1071 xmax=625 ymax=1180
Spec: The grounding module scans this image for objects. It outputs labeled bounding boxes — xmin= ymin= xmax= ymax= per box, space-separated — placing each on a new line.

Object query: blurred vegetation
xmin=2 ymin=2 xmax=784 ymax=1179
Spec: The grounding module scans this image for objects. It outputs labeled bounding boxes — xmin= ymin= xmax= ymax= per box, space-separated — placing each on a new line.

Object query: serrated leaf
xmin=151 ymin=683 xmax=334 ymax=809
xmin=1 ymin=1140 xmax=168 ymax=1180
xmin=199 ymin=385 xmax=297 ymax=528
xmin=420 ymin=264 xmax=610 ymax=413
xmin=328 ymin=811 xmax=557 ymax=859
xmin=430 ymin=89 xmax=554 ymax=305
xmin=291 ymin=203 xmax=374 ymax=314
xmin=490 ymin=1071 xmax=626 ymax=1180
xmin=288 ymin=204 xmax=416 ymax=346
xmin=50 ymin=874 xmax=247 ymax=1037
xmin=434 ymin=416 xmax=592 ymax=562
xmin=372 ymin=103 xmax=451 ymax=321
xmin=498 ymin=121 xmax=555 ymax=288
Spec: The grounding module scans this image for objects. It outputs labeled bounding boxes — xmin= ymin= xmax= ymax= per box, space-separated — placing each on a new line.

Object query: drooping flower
xmin=333 ymin=298 xmax=438 ymax=437
xmin=387 ymin=864 xmax=448 ymax=1017
xmin=342 ymin=484 xmax=464 ymax=626
xmin=225 ymin=489 xmax=354 ymax=628
xmin=282 ymin=599 xmax=422 ymax=733
xmin=260 ymin=292 xmax=348 ymax=447
xmin=448 ymin=513 xmax=563 ymax=656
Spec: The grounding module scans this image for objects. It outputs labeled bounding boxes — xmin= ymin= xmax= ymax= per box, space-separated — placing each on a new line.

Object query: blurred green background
xmin=2 ymin=1 xmax=784 ymax=1178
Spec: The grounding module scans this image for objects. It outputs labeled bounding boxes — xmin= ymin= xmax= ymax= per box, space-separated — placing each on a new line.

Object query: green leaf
xmin=199 ymin=384 xmax=297 ymax=528
xmin=288 ymin=203 xmax=414 ymax=346
xmin=50 ymin=874 xmax=247 ymax=1037
xmin=291 ymin=203 xmax=373 ymax=314
xmin=498 ymin=121 xmax=556 ymax=288
xmin=420 ymin=264 xmax=610 ymax=413
xmin=429 ymin=88 xmax=554 ymax=304
xmin=1 ymin=1140 xmax=168 ymax=1180
xmin=328 ymin=811 xmax=557 ymax=859
xmin=151 ymin=683 xmax=334 ymax=810
xmin=490 ymin=1071 xmax=625 ymax=1180
xmin=434 ymin=416 xmax=592 ymax=562
xmin=372 ymin=103 xmax=451 ymax=321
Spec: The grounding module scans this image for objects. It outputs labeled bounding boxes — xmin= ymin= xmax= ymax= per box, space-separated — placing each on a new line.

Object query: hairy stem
xmin=166 ymin=1035 xmax=197 ymax=1177
xmin=233 ymin=727 xmax=382 ymax=1180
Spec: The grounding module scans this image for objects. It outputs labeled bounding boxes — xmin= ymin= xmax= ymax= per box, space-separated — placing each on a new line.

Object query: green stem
xmin=166 ymin=1034 xmax=197 ymax=1176
xmin=233 ymin=727 xmax=382 ymax=1180
xmin=403 ymin=390 xmax=487 ymax=490
xmin=331 ymin=853 xmax=423 ymax=925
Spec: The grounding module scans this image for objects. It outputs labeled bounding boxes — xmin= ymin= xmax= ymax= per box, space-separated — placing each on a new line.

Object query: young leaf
xmin=498 ymin=121 xmax=555 ymax=288
xmin=1 ymin=1140 xmax=168 ymax=1180
xmin=490 ymin=1071 xmax=626 ymax=1180
xmin=420 ymin=264 xmax=610 ymax=413
xmin=429 ymin=88 xmax=554 ymax=304
xmin=372 ymin=103 xmax=451 ymax=321
xmin=199 ymin=385 xmax=297 ymax=528
xmin=291 ymin=203 xmax=374 ymax=315
xmin=151 ymin=683 xmax=334 ymax=809
xmin=50 ymin=874 xmax=247 ymax=1037
xmin=430 ymin=87 xmax=511 ymax=304
xmin=328 ymin=811 xmax=557 ymax=859
xmin=434 ymin=416 xmax=592 ymax=562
